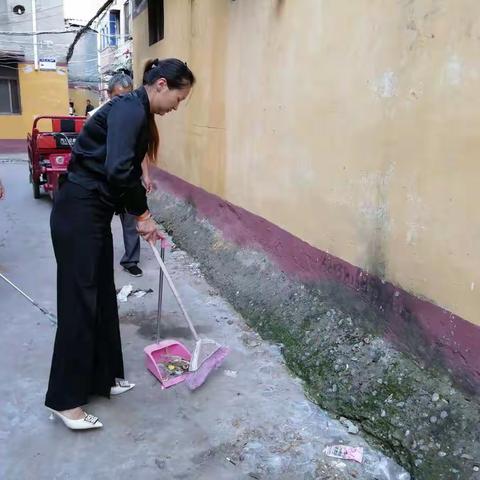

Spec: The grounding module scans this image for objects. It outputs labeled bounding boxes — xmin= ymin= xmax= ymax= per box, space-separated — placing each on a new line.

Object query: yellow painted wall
xmin=133 ymin=0 xmax=480 ymax=326
xmin=68 ymin=88 xmax=100 ymax=118
xmin=0 ymin=63 xmax=69 ymax=139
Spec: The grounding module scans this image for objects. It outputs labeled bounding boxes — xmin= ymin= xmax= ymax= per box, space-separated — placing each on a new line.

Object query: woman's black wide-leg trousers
xmin=45 ymin=180 xmax=124 ymax=411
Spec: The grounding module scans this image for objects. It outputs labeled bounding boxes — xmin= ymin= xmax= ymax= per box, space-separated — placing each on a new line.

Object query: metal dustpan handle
xmin=150 ymin=242 xmax=200 ymax=342
xmin=156 ymin=244 xmax=165 ymax=344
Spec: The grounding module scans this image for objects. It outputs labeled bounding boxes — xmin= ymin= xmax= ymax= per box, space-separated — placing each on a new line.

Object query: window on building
xmin=0 ymin=64 xmax=21 ymax=114
xmin=124 ymin=1 xmax=131 ymax=37
xmin=100 ymin=25 xmax=109 ymax=50
xmin=148 ymin=0 xmax=164 ymax=46
xmin=109 ymin=10 xmax=120 ymax=47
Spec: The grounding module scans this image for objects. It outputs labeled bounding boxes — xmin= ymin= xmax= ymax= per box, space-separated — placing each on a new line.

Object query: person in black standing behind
xmin=88 ymin=72 xmax=152 ymax=277
xmin=45 ymin=58 xmax=195 ymax=430
xmin=85 ymin=99 xmax=94 ymax=116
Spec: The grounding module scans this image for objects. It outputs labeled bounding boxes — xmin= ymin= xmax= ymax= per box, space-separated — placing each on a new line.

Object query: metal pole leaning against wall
xmin=32 ymin=0 xmax=39 ymax=70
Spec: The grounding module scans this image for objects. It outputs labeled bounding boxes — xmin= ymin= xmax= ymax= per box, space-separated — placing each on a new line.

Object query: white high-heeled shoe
xmin=110 ymin=379 xmax=135 ymax=396
xmin=48 ymin=408 xmax=103 ymax=430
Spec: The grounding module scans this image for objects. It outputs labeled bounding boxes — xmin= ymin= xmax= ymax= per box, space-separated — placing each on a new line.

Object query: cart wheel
xmin=32 ymin=179 xmax=40 ymax=199
xmin=29 ymin=170 xmax=41 ymax=199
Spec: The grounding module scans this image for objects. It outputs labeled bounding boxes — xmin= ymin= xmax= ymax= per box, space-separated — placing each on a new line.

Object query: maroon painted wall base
xmin=0 ymin=140 xmax=27 ymax=154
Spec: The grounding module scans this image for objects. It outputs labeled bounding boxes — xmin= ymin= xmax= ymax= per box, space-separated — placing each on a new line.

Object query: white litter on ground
xmin=117 ymin=284 xmax=133 ymax=302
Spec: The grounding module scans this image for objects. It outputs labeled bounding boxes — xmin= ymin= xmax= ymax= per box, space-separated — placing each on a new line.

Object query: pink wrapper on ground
xmin=324 ymin=445 xmax=364 ymax=463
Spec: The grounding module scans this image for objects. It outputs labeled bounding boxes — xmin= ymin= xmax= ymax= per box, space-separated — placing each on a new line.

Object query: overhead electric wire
xmin=0 ymin=29 xmax=78 ymax=36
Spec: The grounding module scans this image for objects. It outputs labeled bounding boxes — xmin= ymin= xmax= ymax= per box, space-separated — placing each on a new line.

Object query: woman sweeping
xmin=45 ymin=58 xmax=195 ymax=430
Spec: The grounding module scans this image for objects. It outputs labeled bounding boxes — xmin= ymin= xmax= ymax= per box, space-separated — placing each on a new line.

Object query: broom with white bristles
xmin=150 ymin=243 xmax=230 ymax=390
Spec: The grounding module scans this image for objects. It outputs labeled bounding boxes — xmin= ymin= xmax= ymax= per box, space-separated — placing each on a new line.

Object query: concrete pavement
xmin=0 ymin=156 xmax=409 ymax=480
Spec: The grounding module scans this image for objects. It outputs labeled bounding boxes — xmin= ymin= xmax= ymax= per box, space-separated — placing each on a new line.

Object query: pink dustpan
xmin=144 ymin=240 xmax=192 ymax=389
xmin=144 ymin=340 xmax=191 ymax=388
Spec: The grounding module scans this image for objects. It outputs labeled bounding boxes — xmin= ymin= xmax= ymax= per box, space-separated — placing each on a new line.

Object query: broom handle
xmin=150 ymin=243 xmax=200 ymax=342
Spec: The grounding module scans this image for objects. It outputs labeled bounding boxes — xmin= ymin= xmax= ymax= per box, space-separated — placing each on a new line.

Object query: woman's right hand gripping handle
xmin=136 ymin=210 xmax=165 ymax=244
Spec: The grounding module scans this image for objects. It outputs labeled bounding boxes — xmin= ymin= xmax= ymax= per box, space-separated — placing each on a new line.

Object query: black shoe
xmin=124 ymin=265 xmax=143 ymax=277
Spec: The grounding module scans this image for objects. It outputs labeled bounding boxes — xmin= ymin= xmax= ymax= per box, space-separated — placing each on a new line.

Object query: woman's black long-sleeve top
xmin=67 ymin=86 xmax=151 ymax=216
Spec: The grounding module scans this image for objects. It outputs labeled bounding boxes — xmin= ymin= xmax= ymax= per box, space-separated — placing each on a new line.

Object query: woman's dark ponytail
xmin=142 ymin=58 xmax=195 ymax=162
